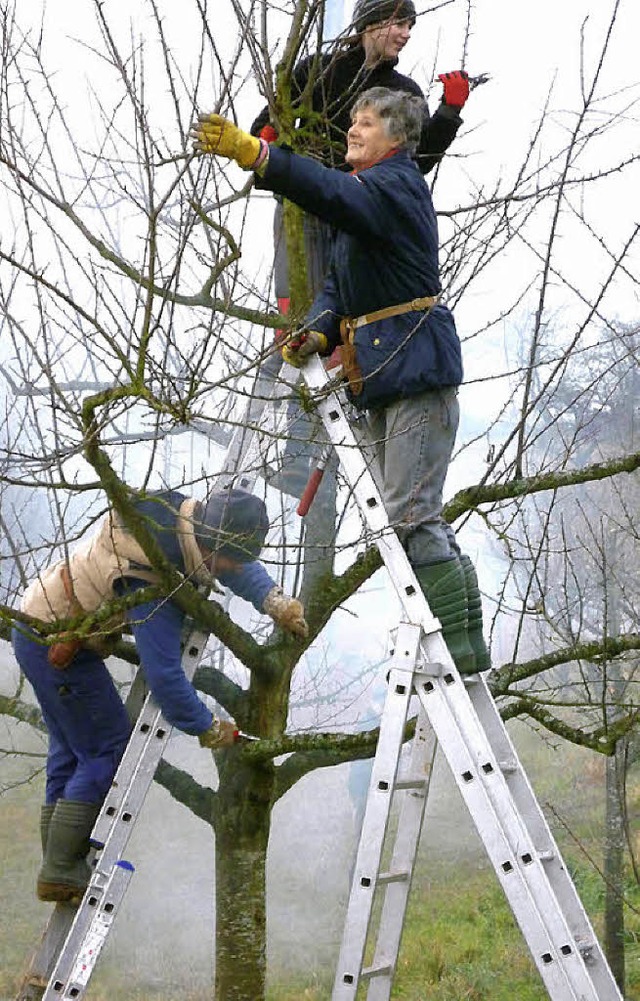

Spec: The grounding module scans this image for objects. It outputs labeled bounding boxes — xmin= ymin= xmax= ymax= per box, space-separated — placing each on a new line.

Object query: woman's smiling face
xmin=346 ymin=106 xmax=398 ymax=171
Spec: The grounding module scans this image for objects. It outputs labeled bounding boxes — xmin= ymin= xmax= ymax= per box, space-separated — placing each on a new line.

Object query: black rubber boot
xmin=37 ymin=799 xmax=100 ymax=903
xmin=39 ymin=803 xmax=56 ymax=856
xmin=414 ymin=559 xmax=477 ymax=675
xmin=460 ymin=555 xmax=491 ymax=672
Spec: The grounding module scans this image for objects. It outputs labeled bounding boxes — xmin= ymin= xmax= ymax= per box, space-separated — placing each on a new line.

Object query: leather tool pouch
xmin=339 ymin=319 xmax=364 ymax=397
xmin=46 ymin=565 xmax=126 ymax=669
xmin=48 ymin=636 xmax=83 ymax=670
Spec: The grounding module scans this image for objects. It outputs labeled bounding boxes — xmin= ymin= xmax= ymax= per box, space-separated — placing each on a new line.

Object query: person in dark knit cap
xmin=251 ymin=0 xmax=473 ymax=314
xmin=12 ymin=486 xmax=307 ymax=904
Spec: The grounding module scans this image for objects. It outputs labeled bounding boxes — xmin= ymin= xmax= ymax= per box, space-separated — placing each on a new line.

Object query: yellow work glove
xmin=281 ymin=330 xmax=328 ymax=368
xmin=263 ymin=587 xmax=309 ymax=639
xmin=191 ymin=113 xmax=261 ymax=170
xmin=198 ymin=718 xmax=239 ymax=749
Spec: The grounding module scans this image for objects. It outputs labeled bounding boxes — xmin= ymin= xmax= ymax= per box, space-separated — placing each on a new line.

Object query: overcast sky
xmin=9 ymin=0 xmax=639 ymax=494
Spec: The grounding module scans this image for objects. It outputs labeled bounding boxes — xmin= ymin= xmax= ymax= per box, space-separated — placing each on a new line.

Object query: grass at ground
xmin=266 ymin=861 xmax=640 ymax=1000
xmin=3 ymin=726 xmax=640 ymax=1000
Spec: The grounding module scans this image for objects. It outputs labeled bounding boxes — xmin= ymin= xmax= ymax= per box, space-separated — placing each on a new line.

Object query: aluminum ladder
xmin=287 ymin=355 xmax=621 ymax=1001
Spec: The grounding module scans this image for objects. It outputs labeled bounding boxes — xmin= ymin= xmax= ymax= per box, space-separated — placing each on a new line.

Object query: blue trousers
xmin=12 ymin=626 xmax=131 ymax=805
xmin=12 ymin=586 xmax=213 ymax=804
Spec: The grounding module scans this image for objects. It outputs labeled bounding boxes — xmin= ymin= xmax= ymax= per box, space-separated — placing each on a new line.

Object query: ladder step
xmin=394 ymin=777 xmax=428 ymax=792
xmin=361 ymin=963 xmax=393 ymax=981
xmin=377 ymin=869 xmax=410 ymax=886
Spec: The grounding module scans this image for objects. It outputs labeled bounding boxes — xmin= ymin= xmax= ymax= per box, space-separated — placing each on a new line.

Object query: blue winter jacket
xmin=260 ymin=146 xmax=463 ymax=410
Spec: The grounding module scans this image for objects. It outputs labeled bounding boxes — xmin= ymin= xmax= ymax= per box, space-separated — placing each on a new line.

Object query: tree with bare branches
xmin=1 ymin=1 xmax=639 ymax=997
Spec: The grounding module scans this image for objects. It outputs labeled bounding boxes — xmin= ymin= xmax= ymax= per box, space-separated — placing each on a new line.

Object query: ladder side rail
xmin=300 ymin=359 xmax=618 ymax=1000
xmin=91 ymin=626 xmax=209 ymax=851
xmin=413 ymin=663 xmax=606 ymax=1001
xmin=42 ymin=863 xmax=134 ymax=1001
xmin=90 ymin=690 xmax=169 ymax=850
xmin=332 ymin=625 xmax=422 ymax=1000
xmin=42 ymin=625 xmax=210 ymax=999
xmin=14 ymin=671 xmax=157 ymax=1001
xmin=16 ymin=908 xmax=77 ymax=1001
xmin=364 ymin=710 xmax=437 ymax=1001
xmin=465 ymin=674 xmax=623 ymax=998
xmin=414 ymin=638 xmax=622 ymax=1000
xmin=215 ymin=351 xmax=295 ymax=493
xmin=293 ymin=359 xmax=442 ymax=636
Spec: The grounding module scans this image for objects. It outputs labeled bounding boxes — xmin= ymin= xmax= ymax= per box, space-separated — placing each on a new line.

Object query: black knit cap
xmin=194 ymin=488 xmax=269 ymax=563
xmin=353 ymin=0 xmax=417 ymax=33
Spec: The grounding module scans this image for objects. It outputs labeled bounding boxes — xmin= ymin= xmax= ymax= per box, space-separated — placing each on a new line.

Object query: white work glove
xmin=263 ymin=587 xmax=309 ymax=638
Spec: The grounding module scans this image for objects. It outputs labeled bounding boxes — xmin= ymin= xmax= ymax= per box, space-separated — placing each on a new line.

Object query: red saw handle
xmin=297 ymin=466 xmax=325 ymax=517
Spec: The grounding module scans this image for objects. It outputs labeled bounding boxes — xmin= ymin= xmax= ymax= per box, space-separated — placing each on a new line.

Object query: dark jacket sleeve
xmin=306 ymin=269 xmax=344 ymax=351
xmin=124 ymin=586 xmax=213 ymax=735
xmin=250 ymin=55 xmax=313 ymax=137
xmin=217 ymin=561 xmax=276 ymax=612
xmin=416 ymin=103 xmax=462 ymax=174
xmin=250 ymin=104 xmax=271 ymax=137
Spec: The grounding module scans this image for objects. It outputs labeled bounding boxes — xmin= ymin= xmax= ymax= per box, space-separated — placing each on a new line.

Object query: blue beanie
xmin=194 ymin=489 xmax=269 ymax=563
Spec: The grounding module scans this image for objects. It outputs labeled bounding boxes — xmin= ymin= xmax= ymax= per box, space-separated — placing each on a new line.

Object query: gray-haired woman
xmin=192 ymin=87 xmax=490 ymax=676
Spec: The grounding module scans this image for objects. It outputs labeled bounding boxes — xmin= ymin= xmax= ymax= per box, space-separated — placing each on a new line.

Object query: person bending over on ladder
xmin=11 ymin=487 xmax=308 ymax=904
xmin=191 ymin=87 xmax=490 ymax=678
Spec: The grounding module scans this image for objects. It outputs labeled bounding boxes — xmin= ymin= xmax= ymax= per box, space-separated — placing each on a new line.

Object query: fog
xmin=0 ymin=642 xmax=488 ymax=997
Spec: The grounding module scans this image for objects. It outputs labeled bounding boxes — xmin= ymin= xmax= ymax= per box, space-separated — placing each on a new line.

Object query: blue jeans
xmin=12 ymin=626 xmax=131 ymax=804
xmin=366 ymin=387 xmax=460 ymax=566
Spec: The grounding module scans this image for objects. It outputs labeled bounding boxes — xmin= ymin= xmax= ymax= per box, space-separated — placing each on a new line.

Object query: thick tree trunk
xmin=603 ymin=744 xmax=626 ymax=992
xmin=213 ymin=753 xmax=274 ymax=1001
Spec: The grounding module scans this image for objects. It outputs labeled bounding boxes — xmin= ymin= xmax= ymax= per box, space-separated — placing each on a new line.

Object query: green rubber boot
xmin=37 ymin=799 xmax=100 ymax=903
xmin=460 ymin=555 xmax=491 ymax=672
xmin=39 ymin=803 xmax=56 ymax=856
xmin=414 ymin=559 xmax=476 ymax=675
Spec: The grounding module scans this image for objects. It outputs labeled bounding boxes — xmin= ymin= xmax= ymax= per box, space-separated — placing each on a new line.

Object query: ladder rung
xmin=394 ymin=777 xmax=428 ymax=792
xmin=377 ymin=869 xmax=410 ymax=885
xmin=415 ymin=661 xmax=446 ymax=678
xmin=361 ymin=963 xmax=393 ymax=981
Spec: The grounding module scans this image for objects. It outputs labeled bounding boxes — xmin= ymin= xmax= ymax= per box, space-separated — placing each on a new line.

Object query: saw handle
xmin=297 ymin=466 xmax=325 ymax=517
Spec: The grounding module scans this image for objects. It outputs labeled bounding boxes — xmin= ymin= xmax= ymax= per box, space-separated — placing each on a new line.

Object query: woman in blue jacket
xmin=191 ymin=87 xmax=490 ymax=679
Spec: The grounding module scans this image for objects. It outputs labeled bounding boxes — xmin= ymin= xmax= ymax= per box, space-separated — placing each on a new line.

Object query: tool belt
xmin=339 ymin=295 xmax=439 ymax=396
xmin=47 ymin=565 xmax=123 ymax=670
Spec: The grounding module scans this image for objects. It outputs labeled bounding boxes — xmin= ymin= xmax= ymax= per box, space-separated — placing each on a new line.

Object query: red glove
xmin=260 ymin=124 xmax=278 ymax=143
xmin=438 ymin=70 xmax=470 ymax=109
